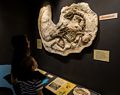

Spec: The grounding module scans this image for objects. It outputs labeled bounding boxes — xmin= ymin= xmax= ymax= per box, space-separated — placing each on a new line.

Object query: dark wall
xmin=0 ymin=0 xmax=36 ymax=64
xmin=0 ymin=0 xmax=120 ymax=95
xmin=34 ymin=0 xmax=120 ymax=95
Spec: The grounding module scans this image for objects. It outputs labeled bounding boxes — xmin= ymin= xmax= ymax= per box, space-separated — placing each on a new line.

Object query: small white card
xmin=37 ymin=39 xmax=42 ymax=49
xmin=93 ymin=49 xmax=110 ymax=62
xmin=99 ymin=13 xmax=118 ymax=20
xmin=39 ymin=69 xmax=47 ymax=75
xmin=47 ymin=74 xmax=54 ymax=78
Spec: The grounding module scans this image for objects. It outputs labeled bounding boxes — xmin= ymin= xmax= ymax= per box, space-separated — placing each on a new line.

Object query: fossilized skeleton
xmin=38 ymin=2 xmax=98 ymax=56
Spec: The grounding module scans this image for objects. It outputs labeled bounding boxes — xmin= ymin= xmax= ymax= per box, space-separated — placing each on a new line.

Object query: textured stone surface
xmin=73 ymin=87 xmax=91 ymax=95
xmin=38 ymin=2 xmax=98 ymax=56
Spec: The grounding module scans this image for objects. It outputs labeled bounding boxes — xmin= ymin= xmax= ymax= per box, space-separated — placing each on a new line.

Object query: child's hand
xmin=41 ymin=78 xmax=49 ymax=84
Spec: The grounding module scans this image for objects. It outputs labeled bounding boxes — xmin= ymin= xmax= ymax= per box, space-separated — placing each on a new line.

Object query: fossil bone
xmin=38 ymin=2 xmax=98 ymax=56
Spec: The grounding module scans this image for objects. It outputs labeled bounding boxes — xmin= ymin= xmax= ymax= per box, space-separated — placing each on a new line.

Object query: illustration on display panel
xmin=45 ymin=77 xmax=76 ymax=95
xmin=38 ymin=2 xmax=98 ymax=56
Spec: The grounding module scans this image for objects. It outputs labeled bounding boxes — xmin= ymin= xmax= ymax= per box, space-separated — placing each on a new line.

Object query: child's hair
xmin=17 ymin=56 xmax=46 ymax=81
xmin=22 ymin=56 xmax=35 ymax=72
xmin=18 ymin=56 xmax=36 ymax=80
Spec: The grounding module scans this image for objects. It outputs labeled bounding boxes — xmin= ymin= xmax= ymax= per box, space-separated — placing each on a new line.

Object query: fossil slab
xmin=38 ymin=2 xmax=98 ymax=56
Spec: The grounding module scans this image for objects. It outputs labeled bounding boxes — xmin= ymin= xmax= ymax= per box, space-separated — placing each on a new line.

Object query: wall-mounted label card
xmin=99 ymin=13 xmax=118 ymax=20
xmin=37 ymin=39 xmax=42 ymax=49
xmin=93 ymin=49 xmax=110 ymax=62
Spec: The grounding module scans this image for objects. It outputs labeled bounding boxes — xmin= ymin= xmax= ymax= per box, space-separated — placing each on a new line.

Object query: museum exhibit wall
xmin=0 ymin=0 xmax=120 ymax=95
xmin=34 ymin=0 xmax=120 ymax=95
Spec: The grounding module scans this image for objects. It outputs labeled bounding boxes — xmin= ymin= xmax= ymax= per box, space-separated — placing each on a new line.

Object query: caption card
xmin=99 ymin=13 xmax=118 ymax=20
xmin=94 ymin=49 xmax=110 ymax=62
xmin=37 ymin=39 xmax=42 ymax=49
xmin=47 ymin=74 xmax=54 ymax=78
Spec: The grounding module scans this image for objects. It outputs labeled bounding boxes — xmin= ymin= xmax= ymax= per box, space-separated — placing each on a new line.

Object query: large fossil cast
xmin=38 ymin=2 xmax=98 ymax=56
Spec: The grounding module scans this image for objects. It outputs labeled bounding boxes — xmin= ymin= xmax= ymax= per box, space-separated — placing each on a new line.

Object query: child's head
xmin=21 ymin=56 xmax=38 ymax=73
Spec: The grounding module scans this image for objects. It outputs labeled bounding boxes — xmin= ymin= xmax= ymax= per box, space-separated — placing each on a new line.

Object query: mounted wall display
xmin=93 ymin=49 xmax=110 ymax=62
xmin=38 ymin=2 xmax=98 ymax=56
xmin=37 ymin=39 xmax=42 ymax=49
xmin=99 ymin=13 xmax=118 ymax=21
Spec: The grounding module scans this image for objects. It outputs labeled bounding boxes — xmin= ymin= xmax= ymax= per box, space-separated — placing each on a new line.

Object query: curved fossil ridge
xmin=38 ymin=2 xmax=98 ymax=56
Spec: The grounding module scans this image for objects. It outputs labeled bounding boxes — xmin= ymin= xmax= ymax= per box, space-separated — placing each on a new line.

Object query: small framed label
xmin=99 ymin=13 xmax=118 ymax=20
xmin=37 ymin=39 xmax=42 ymax=49
xmin=93 ymin=49 xmax=110 ymax=62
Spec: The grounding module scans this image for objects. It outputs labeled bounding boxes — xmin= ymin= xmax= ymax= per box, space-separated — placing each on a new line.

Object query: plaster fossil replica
xmin=73 ymin=87 xmax=91 ymax=95
xmin=38 ymin=2 xmax=98 ymax=56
